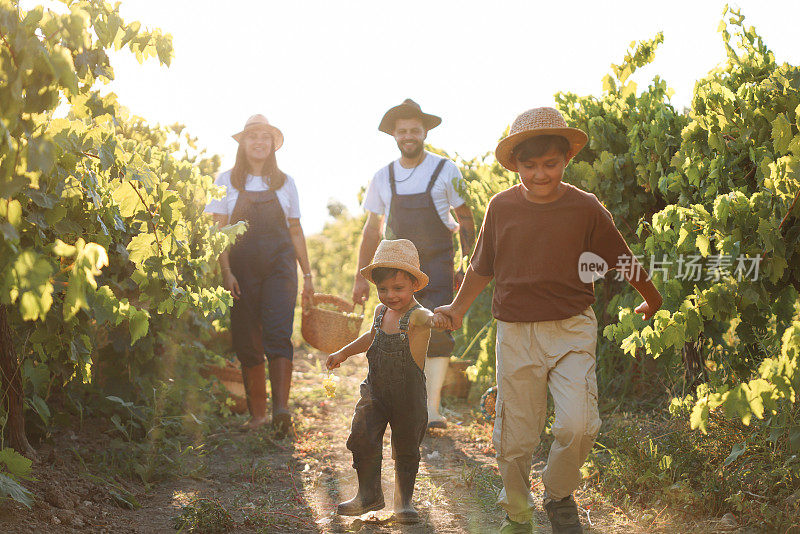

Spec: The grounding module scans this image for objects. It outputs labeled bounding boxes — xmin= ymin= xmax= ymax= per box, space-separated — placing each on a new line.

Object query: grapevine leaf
xmin=722 ymin=442 xmax=746 ymax=466
xmin=696 ymin=234 xmax=710 ymax=257
xmin=129 ymin=309 xmax=149 ymax=345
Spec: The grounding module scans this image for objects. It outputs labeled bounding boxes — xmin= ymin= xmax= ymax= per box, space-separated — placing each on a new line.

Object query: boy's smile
xmin=516 ymin=147 xmax=568 ymax=204
xmin=375 ymin=271 xmax=419 ymax=312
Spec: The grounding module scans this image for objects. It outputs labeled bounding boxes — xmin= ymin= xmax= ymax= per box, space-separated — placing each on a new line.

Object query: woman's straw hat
xmin=232 ymin=114 xmax=284 ymax=150
xmin=379 ymin=99 xmax=442 ymax=135
xmin=360 ymin=239 xmax=429 ymax=289
xmin=495 ymin=107 xmax=588 ymax=171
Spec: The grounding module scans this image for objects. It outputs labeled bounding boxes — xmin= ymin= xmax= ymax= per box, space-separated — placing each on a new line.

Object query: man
xmin=352 ymin=99 xmax=475 ymax=428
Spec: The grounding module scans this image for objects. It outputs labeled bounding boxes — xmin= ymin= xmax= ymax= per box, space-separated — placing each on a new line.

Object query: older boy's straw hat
xmin=379 ymin=99 xmax=442 ymax=135
xmin=232 ymin=114 xmax=284 ymax=150
xmin=360 ymin=239 xmax=429 ymax=289
xmin=495 ymin=107 xmax=588 ymax=171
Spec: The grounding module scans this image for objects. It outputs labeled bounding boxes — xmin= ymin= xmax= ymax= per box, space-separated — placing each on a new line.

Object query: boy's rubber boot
xmin=544 ymin=494 xmax=583 ymax=533
xmin=241 ymin=363 xmax=268 ymax=430
xmin=268 ymin=358 xmax=293 ymax=438
xmin=393 ymin=465 xmax=420 ymax=524
xmin=336 ymin=459 xmax=385 ymax=516
xmin=425 ymin=357 xmax=449 ymax=429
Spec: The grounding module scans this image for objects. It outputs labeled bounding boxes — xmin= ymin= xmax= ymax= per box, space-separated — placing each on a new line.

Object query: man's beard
xmin=397 ymin=141 xmax=423 ymax=159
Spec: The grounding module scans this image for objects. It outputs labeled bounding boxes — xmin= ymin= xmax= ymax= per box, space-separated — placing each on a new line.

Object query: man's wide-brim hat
xmin=378 ymin=98 xmax=442 ymax=135
xmin=495 ymin=107 xmax=588 ymax=171
xmin=360 ymin=239 xmax=429 ymax=290
xmin=232 ymin=114 xmax=284 ymax=150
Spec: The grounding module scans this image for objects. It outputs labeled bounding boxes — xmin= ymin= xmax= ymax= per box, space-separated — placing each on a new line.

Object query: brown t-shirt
xmin=470 ymin=183 xmax=633 ymax=323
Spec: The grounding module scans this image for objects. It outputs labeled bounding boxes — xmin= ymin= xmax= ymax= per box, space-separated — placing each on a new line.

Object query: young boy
xmin=435 ymin=107 xmax=663 ymax=534
xmin=326 ymin=239 xmax=447 ymax=525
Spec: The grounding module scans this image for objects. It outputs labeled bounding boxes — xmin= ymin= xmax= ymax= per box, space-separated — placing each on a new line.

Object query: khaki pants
xmin=493 ymin=307 xmax=601 ymax=523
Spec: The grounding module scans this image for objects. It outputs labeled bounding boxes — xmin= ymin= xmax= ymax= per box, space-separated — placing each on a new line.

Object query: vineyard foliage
xmin=1 ymin=0 xmax=798 ymax=474
xmin=454 ymin=8 xmax=800 ymax=437
xmin=0 ymin=0 xmax=237 ymax=437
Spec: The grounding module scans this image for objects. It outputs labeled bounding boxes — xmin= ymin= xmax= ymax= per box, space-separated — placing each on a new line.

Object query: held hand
xmin=301 ymin=277 xmax=314 ymax=315
xmin=430 ymin=312 xmax=452 ymax=330
xmin=433 ymin=304 xmax=464 ymax=330
xmin=326 ymin=352 xmax=345 ymax=370
xmin=223 ymin=270 xmax=241 ymax=300
xmin=634 ymin=299 xmax=662 ymax=321
xmin=352 ymin=275 xmax=369 ymax=306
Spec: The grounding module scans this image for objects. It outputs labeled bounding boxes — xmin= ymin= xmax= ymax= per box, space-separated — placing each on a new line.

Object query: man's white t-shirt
xmin=362 ymin=152 xmax=466 ymax=233
xmin=204 ymin=169 xmax=301 ymax=225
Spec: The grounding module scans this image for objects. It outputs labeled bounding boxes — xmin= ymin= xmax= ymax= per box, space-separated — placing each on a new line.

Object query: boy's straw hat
xmin=379 ymin=99 xmax=442 ymax=135
xmin=360 ymin=239 xmax=429 ymax=289
xmin=232 ymin=114 xmax=284 ymax=150
xmin=495 ymin=107 xmax=588 ymax=171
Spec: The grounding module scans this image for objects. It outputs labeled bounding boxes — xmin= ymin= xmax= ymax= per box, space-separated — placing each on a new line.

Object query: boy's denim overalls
xmin=346 ymin=304 xmax=428 ymax=477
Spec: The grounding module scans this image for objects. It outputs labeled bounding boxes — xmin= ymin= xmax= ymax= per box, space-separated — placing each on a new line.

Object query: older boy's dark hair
xmin=512 ymin=135 xmax=570 ymax=162
xmin=371 ymin=267 xmax=417 ymax=285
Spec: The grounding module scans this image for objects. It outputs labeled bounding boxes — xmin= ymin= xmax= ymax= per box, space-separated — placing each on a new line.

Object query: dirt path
xmin=1 ymin=351 xmax=711 ymax=533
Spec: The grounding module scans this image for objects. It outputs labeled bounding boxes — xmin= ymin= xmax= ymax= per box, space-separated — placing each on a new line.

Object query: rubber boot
xmin=241 ymin=363 xmax=268 ymax=430
xmin=425 ymin=357 xmax=449 ymax=428
xmin=268 ymin=357 xmax=293 ymax=437
xmin=336 ymin=459 xmax=385 ymax=516
xmin=393 ymin=464 xmax=419 ymax=524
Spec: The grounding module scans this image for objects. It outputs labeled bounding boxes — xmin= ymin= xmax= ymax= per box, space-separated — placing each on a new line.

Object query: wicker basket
xmin=301 ymin=293 xmax=365 ymax=354
xmin=441 ymin=360 xmax=471 ymax=399
xmin=199 ymin=363 xmax=248 ymax=414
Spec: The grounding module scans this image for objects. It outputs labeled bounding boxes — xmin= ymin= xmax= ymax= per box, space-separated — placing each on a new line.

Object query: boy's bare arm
xmin=621 ymin=260 xmax=663 ymax=320
xmin=326 ymin=306 xmax=381 ymax=369
xmin=435 ymin=265 xmax=493 ymax=329
xmin=326 ymin=329 xmax=375 ymax=369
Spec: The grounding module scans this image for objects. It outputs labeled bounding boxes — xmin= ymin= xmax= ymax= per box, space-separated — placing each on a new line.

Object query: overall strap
xmin=399 ymin=304 xmax=421 ymax=333
xmin=373 ymin=304 xmax=388 ymax=330
xmin=388 ymin=163 xmax=397 ymax=196
xmin=425 ymin=159 xmax=448 ymax=194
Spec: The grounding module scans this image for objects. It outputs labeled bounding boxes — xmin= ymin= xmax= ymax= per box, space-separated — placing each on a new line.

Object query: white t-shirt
xmin=204 ymin=169 xmax=301 ymax=224
xmin=362 ymin=152 xmax=466 ymax=233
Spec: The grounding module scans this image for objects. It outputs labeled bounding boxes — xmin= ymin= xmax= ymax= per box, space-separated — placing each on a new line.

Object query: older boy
xmin=435 ymin=107 xmax=662 ymax=534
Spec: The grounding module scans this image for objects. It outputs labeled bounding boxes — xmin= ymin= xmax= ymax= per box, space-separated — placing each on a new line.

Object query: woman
xmin=205 ymin=114 xmax=314 ymax=434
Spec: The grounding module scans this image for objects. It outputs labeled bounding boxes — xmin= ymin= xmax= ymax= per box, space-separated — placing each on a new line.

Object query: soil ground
xmin=0 ymin=351 xmax=750 ymax=533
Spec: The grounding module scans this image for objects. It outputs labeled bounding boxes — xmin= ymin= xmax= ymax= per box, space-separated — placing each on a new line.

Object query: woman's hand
xmin=326 ymin=351 xmax=346 ymax=370
xmin=222 ymin=269 xmax=241 ymax=300
xmin=301 ymin=276 xmax=314 ymax=314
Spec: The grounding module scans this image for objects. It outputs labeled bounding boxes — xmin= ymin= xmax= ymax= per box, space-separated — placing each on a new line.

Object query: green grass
xmin=584 ymin=403 xmax=800 ymax=531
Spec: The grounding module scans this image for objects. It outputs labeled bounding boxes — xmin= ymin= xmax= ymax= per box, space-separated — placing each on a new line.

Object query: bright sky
xmin=101 ymin=0 xmax=800 ymax=233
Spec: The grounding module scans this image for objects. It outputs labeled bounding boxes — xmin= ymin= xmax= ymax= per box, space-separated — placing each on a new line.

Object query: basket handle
xmin=308 ymin=293 xmax=354 ymax=313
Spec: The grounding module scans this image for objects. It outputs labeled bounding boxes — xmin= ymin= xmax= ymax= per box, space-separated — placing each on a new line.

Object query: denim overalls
xmin=228 ymin=188 xmax=297 ymax=366
xmin=346 ymin=304 xmax=428 ymax=475
xmin=385 ymin=160 xmax=455 ymax=357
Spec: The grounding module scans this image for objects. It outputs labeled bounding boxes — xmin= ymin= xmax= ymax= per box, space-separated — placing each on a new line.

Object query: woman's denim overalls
xmin=346 ymin=304 xmax=428 ymax=475
xmin=228 ymin=188 xmax=297 ymax=366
